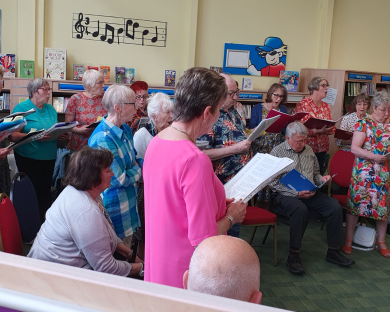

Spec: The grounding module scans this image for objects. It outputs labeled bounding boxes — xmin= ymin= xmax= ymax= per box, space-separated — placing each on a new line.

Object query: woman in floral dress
xmin=344 ymin=91 xmax=390 ymax=257
xmin=249 ymin=83 xmax=287 ymax=206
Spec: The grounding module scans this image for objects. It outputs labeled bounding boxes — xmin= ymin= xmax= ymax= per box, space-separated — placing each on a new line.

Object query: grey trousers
xmin=275 ymin=192 xmax=344 ymax=249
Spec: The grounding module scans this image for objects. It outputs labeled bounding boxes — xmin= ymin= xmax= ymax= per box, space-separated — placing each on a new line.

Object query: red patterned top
xmin=295 ymin=97 xmax=335 ymax=153
xmin=127 ymin=109 xmax=148 ymax=135
xmin=65 ymin=92 xmax=106 ymax=151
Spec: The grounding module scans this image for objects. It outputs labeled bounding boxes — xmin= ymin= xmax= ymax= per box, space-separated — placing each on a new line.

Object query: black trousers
xmin=275 ymin=192 xmax=343 ymax=249
xmin=14 ymin=153 xmax=56 ymax=224
xmin=315 ymin=152 xmax=327 ymax=175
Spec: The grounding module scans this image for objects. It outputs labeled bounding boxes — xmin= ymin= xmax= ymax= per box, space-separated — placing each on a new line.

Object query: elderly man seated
xmin=183 ymin=236 xmax=262 ymax=304
xmin=269 ymin=122 xmax=355 ymax=274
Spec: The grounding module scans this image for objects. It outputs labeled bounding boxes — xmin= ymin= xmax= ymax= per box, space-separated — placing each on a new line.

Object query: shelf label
xmin=381 ymin=76 xmax=390 ymax=82
xmin=239 ymin=94 xmax=262 ymax=99
xmin=348 ymin=73 xmax=372 ymax=81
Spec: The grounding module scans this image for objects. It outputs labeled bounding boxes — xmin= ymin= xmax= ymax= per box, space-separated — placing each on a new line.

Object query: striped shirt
xmin=88 ymin=117 xmax=142 ymax=238
xmin=269 ymin=141 xmax=323 ymax=197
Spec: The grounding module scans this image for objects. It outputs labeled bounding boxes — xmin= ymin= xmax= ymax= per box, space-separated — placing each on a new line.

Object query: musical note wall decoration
xmin=72 ymin=13 xmax=167 ymax=47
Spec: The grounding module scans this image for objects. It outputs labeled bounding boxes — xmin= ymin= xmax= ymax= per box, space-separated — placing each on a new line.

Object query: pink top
xmin=143 ymin=137 xmax=227 ymax=288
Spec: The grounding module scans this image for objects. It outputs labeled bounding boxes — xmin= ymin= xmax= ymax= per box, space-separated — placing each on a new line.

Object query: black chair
xmin=10 ymin=172 xmax=41 ymax=244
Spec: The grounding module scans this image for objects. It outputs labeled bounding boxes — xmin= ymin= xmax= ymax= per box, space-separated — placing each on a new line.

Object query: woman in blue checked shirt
xmin=89 ymin=84 xmax=142 ymax=248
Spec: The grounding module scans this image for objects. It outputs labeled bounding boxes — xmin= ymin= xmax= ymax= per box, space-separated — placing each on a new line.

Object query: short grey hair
xmin=147 ymin=93 xmax=174 ymax=121
xmin=27 ymin=78 xmax=50 ymax=98
xmin=372 ymin=91 xmax=390 ymax=109
xmin=308 ymin=76 xmax=328 ymax=95
xmin=102 ymin=84 xmax=135 ymax=113
xmin=82 ymin=69 xmax=103 ymax=90
xmin=286 ymin=121 xmax=308 ymax=138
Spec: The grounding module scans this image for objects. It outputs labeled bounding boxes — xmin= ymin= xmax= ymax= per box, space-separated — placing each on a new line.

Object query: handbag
xmin=352 ymin=225 xmax=376 ymax=251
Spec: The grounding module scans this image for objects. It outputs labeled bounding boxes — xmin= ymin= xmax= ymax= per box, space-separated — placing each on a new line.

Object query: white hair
xmin=147 ymin=93 xmax=174 ymax=121
xmin=372 ymin=91 xmax=390 ymax=108
xmin=82 ymin=69 xmax=104 ymax=89
xmin=286 ymin=121 xmax=308 ymax=138
xmin=187 ymin=243 xmax=260 ymax=302
xmin=102 ymin=84 xmax=135 ymax=113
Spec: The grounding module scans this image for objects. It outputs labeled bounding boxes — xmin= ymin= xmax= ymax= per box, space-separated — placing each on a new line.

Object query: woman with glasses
xmin=65 ymin=70 xmax=107 ymax=152
xmin=295 ymin=76 xmax=335 ymax=174
xmin=127 ymin=81 xmax=149 ymax=135
xmin=344 ymin=91 xmax=390 ymax=257
xmin=233 ymin=81 xmax=246 ymax=126
xmin=336 ymin=93 xmax=370 ymax=151
xmin=9 ymin=78 xmax=68 ymax=223
xmin=89 ymin=85 xmax=143 ymax=249
xmin=249 ymin=83 xmax=288 ymax=208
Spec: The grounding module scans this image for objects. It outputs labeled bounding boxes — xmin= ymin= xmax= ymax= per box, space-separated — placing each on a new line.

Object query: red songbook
xmin=303 ymin=115 xmax=344 ymax=130
xmin=334 ymin=129 xmax=353 ymax=140
xmin=265 ymin=110 xmax=308 ymax=133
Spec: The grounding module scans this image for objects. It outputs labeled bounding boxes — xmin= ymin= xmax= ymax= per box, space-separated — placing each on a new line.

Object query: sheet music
xmin=224 ymin=153 xmax=294 ymax=203
xmin=72 ymin=13 xmax=167 ymax=47
xmin=247 ymin=115 xmax=280 ymax=142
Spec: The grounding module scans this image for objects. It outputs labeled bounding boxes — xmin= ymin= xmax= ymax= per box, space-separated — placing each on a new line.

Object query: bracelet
xmin=226 ymin=215 xmax=234 ymax=229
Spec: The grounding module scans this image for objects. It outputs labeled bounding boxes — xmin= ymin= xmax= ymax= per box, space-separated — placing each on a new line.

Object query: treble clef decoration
xmin=74 ymin=13 xmax=85 ymax=39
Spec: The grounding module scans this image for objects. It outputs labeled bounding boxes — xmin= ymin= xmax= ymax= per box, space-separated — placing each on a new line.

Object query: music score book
xmin=334 ymin=129 xmax=353 ymax=140
xmin=46 ymin=122 xmax=78 ymax=141
xmin=0 ymin=108 xmax=36 ymax=123
xmin=247 ymin=115 xmax=280 ymax=142
xmin=7 ymin=129 xmax=46 ymax=150
xmin=304 ymin=114 xmax=347 ymax=130
xmin=265 ymin=110 xmax=308 ymax=133
xmin=279 ymin=169 xmax=336 ymax=192
xmin=224 ymin=153 xmax=295 ymax=203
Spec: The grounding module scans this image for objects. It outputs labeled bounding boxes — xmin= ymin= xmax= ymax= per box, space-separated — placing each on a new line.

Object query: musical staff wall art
xmin=72 ymin=13 xmax=167 ymax=47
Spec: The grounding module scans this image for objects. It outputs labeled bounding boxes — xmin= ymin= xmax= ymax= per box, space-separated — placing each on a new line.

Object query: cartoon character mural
xmin=247 ymin=37 xmax=287 ymax=77
xmin=223 ymin=38 xmax=287 ymax=77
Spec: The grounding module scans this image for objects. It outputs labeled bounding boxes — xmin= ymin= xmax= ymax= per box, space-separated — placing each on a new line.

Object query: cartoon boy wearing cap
xmin=247 ymin=37 xmax=287 ymax=77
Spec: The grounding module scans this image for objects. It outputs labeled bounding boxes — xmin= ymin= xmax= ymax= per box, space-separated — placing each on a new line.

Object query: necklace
xmin=169 ymin=125 xmax=195 ymax=143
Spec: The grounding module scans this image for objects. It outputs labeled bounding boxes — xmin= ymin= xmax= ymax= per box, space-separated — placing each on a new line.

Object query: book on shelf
xmin=53 ymin=97 xmax=65 ymax=113
xmin=303 ymin=114 xmax=346 ymax=129
xmin=73 ymin=64 xmax=84 ymax=81
xmin=0 ymin=54 xmax=16 ymax=77
xmin=242 ymin=77 xmax=253 ymax=91
xmin=347 ymin=82 xmax=375 ymax=96
xmin=44 ymin=48 xmax=66 ymax=80
xmin=87 ymin=66 xmax=99 ymax=71
xmin=243 ymin=105 xmax=251 ymax=119
xmin=125 ymin=68 xmax=135 ymax=84
xmin=0 ymin=93 xmax=10 ymax=110
xmin=224 ymin=153 xmax=295 ymax=203
xmin=7 ymin=129 xmax=46 ymax=150
xmin=46 ymin=122 xmax=78 ymax=141
xmin=334 ymin=129 xmax=353 ymax=140
xmin=115 ymin=67 xmax=126 ymax=83
xmin=247 ymin=115 xmax=280 ymax=142
xmin=280 ymin=169 xmax=336 ymax=193
xmin=165 ymin=70 xmax=176 ymax=87
xmin=265 ymin=110 xmax=308 ymax=133
xmin=279 ymin=71 xmax=299 ymax=92
xmin=100 ymin=66 xmax=110 ymax=83
xmin=20 ymin=60 xmax=34 ymax=78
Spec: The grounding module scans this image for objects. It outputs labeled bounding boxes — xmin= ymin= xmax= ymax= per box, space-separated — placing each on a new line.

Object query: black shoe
xmin=326 ymin=249 xmax=355 ymax=266
xmin=286 ymin=254 xmax=305 ymax=274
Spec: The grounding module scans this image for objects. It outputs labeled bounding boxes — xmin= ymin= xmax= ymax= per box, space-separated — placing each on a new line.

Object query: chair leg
xmin=273 ymin=224 xmax=277 ymax=266
xmin=249 ymin=226 xmax=257 ymax=245
xmin=262 ymin=225 xmax=272 ymax=245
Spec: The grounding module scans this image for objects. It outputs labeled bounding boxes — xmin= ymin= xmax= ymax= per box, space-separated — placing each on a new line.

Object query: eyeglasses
xmin=377 ymin=107 xmax=390 ymax=113
xmin=95 ymin=81 xmax=105 ymax=85
xmin=319 ymin=84 xmax=330 ymax=88
xmin=38 ymin=88 xmax=52 ymax=92
xmin=291 ymin=137 xmax=307 ymax=144
xmin=356 ymin=102 xmax=369 ymax=107
xmin=260 ymin=50 xmax=278 ymax=57
xmin=123 ymin=102 xmax=136 ymax=108
xmin=272 ymin=93 xmax=284 ymax=99
xmin=228 ymin=89 xmax=240 ymax=97
xmin=135 ymin=95 xmax=149 ymax=100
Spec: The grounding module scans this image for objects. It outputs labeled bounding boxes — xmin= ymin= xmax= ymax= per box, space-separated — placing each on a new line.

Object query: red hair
xmin=130 ymin=81 xmax=148 ymax=93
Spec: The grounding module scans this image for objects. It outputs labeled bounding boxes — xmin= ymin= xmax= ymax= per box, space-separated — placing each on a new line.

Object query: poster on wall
xmin=72 ymin=13 xmax=167 ymax=47
xmin=223 ymin=37 xmax=287 ymax=77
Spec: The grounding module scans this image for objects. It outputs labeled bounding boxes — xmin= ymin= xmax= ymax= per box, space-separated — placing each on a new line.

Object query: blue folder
xmin=280 ymin=169 xmax=335 ymax=192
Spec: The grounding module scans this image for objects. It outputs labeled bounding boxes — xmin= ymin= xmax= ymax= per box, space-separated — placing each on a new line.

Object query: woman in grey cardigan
xmin=28 ymin=146 xmax=144 ymax=277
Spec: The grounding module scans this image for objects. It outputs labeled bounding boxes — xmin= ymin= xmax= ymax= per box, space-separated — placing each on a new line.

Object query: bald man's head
xmin=183 ymin=236 xmax=261 ymax=304
xmin=220 ymin=74 xmax=239 ymax=110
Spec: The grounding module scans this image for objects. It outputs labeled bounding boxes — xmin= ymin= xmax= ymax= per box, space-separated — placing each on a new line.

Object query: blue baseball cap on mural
xmin=255 ymin=37 xmax=285 ymax=52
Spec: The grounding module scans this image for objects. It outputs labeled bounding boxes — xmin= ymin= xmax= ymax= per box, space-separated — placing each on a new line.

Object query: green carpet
xmin=240 ymin=222 xmax=390 ymax=312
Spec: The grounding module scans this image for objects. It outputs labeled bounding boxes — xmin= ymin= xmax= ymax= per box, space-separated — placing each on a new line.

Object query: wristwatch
xmin=138 ymin=262 xmax=144 ymax=277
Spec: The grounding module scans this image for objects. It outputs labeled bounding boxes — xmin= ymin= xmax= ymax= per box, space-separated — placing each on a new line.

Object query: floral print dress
xmin=347 ymin=116 xmax=390 ymax=220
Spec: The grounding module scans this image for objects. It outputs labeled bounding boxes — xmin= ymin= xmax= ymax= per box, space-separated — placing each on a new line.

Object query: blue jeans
xmin=227 ymin=223 xmax=241 ymax=238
